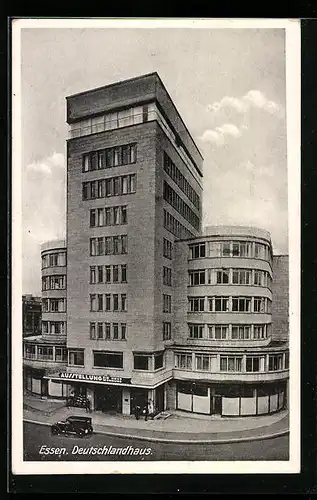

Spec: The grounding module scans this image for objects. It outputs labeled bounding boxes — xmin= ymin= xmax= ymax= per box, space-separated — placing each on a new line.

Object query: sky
xmin=19 ymin=24 xmax=288 ymax=295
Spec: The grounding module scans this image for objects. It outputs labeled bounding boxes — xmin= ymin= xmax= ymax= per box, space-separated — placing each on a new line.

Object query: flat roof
xmin=66 ymin=71 xmax=204 ymax=161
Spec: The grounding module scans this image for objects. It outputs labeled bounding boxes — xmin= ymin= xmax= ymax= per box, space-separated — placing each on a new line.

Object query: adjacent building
xmin=23 ymin=73 xmax=289 ymax=417
xmin=22 ymin=294 xmax=41 ymax=337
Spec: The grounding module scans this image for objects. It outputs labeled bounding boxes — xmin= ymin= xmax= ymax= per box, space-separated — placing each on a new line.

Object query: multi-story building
xmin=22 ymin=73 xmax=289 ymax=417
xmin=22 ymin=294 xmax=42 ymax=336
xmin=171 ymin=226 xmax=289 ymax=416
xmin=23 ymin=240 xmax=68 ymax=397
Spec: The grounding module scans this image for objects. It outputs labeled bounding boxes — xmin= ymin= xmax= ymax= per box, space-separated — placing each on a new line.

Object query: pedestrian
xmin=86 ymin=398 xmax=91 ymax=413
xmin=135 ymin=404 xmax=141 ymax=420
xmin=144 ymin=402 xmax=149 ymax=422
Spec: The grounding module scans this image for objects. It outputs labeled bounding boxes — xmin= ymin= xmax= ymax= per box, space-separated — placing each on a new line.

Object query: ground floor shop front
xmin=24 ymin=367 xmax=167 ymax=416
xmin=174 ymin=380 xmax=288 ymax=417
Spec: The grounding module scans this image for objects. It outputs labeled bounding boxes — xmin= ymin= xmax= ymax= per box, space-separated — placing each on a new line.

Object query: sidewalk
xmin=23 ymin=395 xmax=289 ymax=444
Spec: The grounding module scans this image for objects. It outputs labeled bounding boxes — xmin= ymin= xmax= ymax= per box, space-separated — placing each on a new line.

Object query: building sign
xmin=59 ymin=372 xmax=131 ymax=385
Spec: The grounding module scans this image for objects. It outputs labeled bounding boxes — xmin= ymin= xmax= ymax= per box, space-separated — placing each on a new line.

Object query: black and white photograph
xmin=11 ymin=18 xmax=300 ymax=475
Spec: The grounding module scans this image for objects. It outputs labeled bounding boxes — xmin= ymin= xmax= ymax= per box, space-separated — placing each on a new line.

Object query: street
xmin=23 ymin=421 xmax=289 ymax=461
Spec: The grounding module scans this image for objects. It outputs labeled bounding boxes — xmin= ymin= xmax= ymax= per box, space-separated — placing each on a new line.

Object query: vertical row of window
xmin=163 ymin=152 xmax=200 ymax=210
xmin=82 ymin=174 xmax=136 ymax=200
xmin=82 ymin=143 xmax=136 ymax=172
xmin=163 ymin=181 xmax=200 ymax=231
xmin=164 ymin=210 xmax=195 ymax=240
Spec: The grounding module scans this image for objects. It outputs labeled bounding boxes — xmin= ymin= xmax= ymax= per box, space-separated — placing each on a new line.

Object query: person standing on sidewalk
xmin=144 ymin=402 xmax=149 ymax=422
xmin=134 ymin=404 xmax=141 ymax=420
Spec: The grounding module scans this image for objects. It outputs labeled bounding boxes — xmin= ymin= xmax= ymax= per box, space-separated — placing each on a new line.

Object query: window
xmin=163 ymin=181 xmax=200 ymax=231
xmin=189 ymin=270 xmax=205 ymax=286
xmin=220 ymin=356 xmax=242 ymax=372
xmin=113 ymin=294 xmax=119 ymax=311
xmin=221 ymin=242 xmax=231 ymax=256
xmin=214 ymin=297 xmax=229 ymax=312
xmin=121 ymin=235 xmax=128 ymax=254
xmin=246 ymin=357 xmax=261 ymax=372
xmin=90 ymin=294 xmax=97 ymax=312
xmin=232 ymin=241 xmax=252 ymax=257
xmin=121 ymin=294 xmax=127 ymax=311
xmin=105 ymin=266 xmax=111 ymax=283
xmin=42 ymin=322 xmax=48 ymax=334
xmin=55 ymin=348 xmax=67 ymax=362
xmin=113 ymin=323 xmax=119 ymax=340
xmin=121 ymin=206 xmax=127 ymax=224
xmin=217 ymin=269 xmax=229 ymax=284
xmin=232 ymin=297 xmax=251 ymax=312
xmin=105 ymin=294 xmax=111 ymax=311
xmin=121 ymin=323 xmax=126 ymax=340
xmin=94 ymin=351 xmax=123 ymax=368
xmin=253 ymin=325 xmax=267 ymax=339
xmin=195 ymin=354 xmax=211 ymax=371
xmin=163 ymin=266 xmax=172 ymax=286
xmin=83 ymin=174 xmax=136 ymax=200
xmin=163 ymin=238 xmax=173 ymax=260
xmin=208 ymin=325 xmax=228 ymax=339
xmin=190 ymin=243 xmax=206 ymax=259
xmin=188 ymin=324 xmax=204 ymax=338
xmin=285 ymin=352 xmax=289 ymax=369
xmin=188 ymin=297 xmax=205 ymax=312
xmin=97 ymin=237 xmax=104 ymax=255
xmin=50 ymin=321 xmax=65 ymax=335
xmin=254 ymin=243 xmax=265 ymax=259
xmin=97 ymin=294 xmax=103 ymax=311
xmin=154 ymin=352 xmax=164 ymax=370
xmin=97 ymin=266 xmax=103 ymax=283
xmin=113 ymin=265 xmax=119 ymax=283
xmin=163 ymin=294 xmax=172 ymax=313
xmin=164 ymin=209 xmax=194 ymax=240
xmin=163 ymin=322 xmax=172 ymax=340
xmin=231 ymin=325 xmax=251 ymax=340
xmin=90 ymin=322 xmax=96 ymax=339
xmin=121 ymin=265 xmax=127 ymax=283
xmin=25 ymin=344 xmax=36 ymax=359
xmin=254 ymin=270 xmax=264 ymax=286
xmin=97 ymin=322 xmax=104 ymax=339
xmin=69 ymin=350 xmax=84 ymax=366
xmin=82 ymin=143 xmax=137 ymax=172
xmin=232 ymin=269 xmax=251 ymax=285
xmin=268 ymin=354 xmax=283 ymax=371
xmin=163 ymin=152 xmax=200 ymax=211
xmin=134 ymin=354 xmax=149 ymax=370
xmin=90 ymin=209 xmax=96 ymax=227
xmin=38 ymin=346 xmax=54 ymax=361
xmin=175 ymin=353 xmax=192 ymax=369
xmin=105 ymin=322 xmax=111 ymax=340
xmin=254 ymin=297 xmax=266 ymax=313
xmin=42 ymin=299 xmax=49 ymax=312
xmin=207 ymin=241 xmax=221 ymax=257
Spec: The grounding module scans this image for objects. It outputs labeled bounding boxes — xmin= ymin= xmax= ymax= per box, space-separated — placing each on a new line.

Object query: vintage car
xmin=51 ymin=416 xmax=93 ymax=437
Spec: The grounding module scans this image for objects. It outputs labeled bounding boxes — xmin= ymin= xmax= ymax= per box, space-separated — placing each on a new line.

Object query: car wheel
xmin=51 ymin=428 xmax=58 ymax=435
xmin=77 ymin=430 xmax=84 ymax=438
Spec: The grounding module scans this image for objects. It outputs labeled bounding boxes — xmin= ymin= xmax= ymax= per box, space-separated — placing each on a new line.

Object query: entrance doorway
xmin=155 ymin=385 xmax=164 ymax=412
xmin=211 ymin=395 xmax=222 ymax=416
xmin=130 ymin=388 xmax=148 ymax=414
xmin=94 ymin=385 xmax=122 ymax=413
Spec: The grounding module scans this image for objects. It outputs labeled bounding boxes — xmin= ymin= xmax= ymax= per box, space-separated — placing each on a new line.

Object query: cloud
xmin=26 ymin=152 xmax=65 ymax=176
xmin=207 ymin=90 xmax=280 ymax=116
xmin=200 ymin=123 xmax=242 ymax=146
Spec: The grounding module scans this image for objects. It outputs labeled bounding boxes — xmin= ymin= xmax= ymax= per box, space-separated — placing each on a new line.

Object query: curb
xmin=24 ymin=418 xmax=289 ymax=445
